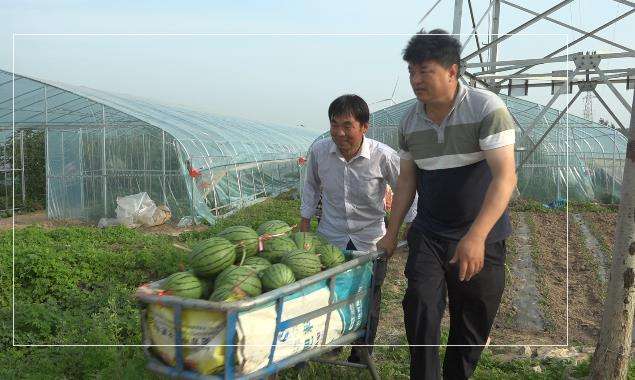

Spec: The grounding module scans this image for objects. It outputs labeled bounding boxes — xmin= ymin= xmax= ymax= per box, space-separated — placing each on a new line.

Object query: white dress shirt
xmin=301 ymin=137 xmax=417 ymax=252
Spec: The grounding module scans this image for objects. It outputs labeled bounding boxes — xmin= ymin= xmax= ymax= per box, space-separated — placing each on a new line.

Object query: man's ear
xmin=361 ymin=122 xmax=369 ymax=133
xmin=448 ymin=64 xmax=459 ymax=81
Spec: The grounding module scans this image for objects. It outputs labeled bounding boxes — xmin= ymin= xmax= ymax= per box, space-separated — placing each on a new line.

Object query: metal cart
xmin=135 ymin=249 xmax=385 ymax=380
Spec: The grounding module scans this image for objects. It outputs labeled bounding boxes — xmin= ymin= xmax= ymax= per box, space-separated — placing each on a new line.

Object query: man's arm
xmin=449 ymin=144 xmax=517 ymax=281
xmin=377 ymin=158 xmax=418 ymax=257
xmin=299 ymin=149 xmax=321 ymax=232
xmin=384 ymin=152 xmax=417 ymax=234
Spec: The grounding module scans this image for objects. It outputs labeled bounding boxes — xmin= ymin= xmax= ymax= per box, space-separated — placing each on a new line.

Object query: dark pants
xmin=403 ymin=231 xmax=506 ymax=380
xmin=347 ymin=240 xmax=387 ymax=358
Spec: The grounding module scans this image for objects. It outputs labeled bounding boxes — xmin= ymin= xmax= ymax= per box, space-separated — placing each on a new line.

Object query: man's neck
xmin=425 ymin=82 xmax=459 ymax=125
xmin=341 ymin=138 xmax=364 ymax=162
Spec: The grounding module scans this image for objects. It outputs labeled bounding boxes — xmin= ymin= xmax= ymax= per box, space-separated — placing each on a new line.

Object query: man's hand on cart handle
xmin=299 ymin=217 xmax=311 ymax=232
xmin=377 ymin=233 xmax=398 ymax=258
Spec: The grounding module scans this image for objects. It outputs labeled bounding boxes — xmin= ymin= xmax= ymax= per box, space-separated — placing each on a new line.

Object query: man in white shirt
xmin=300 ymin=94 xmax=416 ymax=362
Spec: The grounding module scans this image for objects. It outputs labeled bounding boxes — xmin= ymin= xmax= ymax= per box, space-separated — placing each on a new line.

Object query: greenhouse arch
xmin=0 ymin=69 xmax=319 ymax=223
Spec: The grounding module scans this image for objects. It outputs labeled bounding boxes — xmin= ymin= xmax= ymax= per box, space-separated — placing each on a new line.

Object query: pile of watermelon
xmin=161 ymin=220 xmax=347 ymax=302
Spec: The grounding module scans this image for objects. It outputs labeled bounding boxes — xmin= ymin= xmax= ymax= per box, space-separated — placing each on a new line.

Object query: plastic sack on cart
xmin=99 ymin=192 xmax=171 ymax=228
xmin=147 ymin=303 xmax=226 ymax=375
xmin=235 ymin=255 xmax=373 ymax=374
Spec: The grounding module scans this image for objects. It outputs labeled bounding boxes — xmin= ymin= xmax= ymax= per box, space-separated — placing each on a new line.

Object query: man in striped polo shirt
xmin=378 ymin=29 xmax=517 ymax=379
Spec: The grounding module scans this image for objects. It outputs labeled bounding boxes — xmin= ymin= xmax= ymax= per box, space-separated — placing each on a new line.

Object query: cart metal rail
xmin=136 ymin=249 xmax=388 ymax=380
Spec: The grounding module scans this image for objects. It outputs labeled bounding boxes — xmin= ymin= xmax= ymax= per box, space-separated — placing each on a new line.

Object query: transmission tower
xmin=583 ymin=91 xmax=594 ymax=122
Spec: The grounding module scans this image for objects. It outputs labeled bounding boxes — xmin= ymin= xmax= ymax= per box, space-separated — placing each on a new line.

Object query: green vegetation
xmin=0 ymin=194 xmax=630 ymax=379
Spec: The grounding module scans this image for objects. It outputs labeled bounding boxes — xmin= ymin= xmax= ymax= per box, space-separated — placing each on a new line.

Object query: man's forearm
xmin=386 ymin=178 xmax=417 ymax=238
xmin=468 ymin=174 xmax=516 ymax=240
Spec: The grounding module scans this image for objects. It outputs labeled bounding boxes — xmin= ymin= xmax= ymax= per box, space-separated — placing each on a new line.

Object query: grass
xmin=0 ymin=194 xmax=630 ymax=379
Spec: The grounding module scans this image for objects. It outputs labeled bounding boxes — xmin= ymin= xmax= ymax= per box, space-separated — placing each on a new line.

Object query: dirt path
xmin=0 ymin=210 xmax=208 ymax=236
xmin=508 ymin=212 xmax=545 ymax=332
xmin=529 ymin=212 xmax=604 ymax=345
xmin=573 ymin=213 xmax=609 ymax=284
xmin=0 ymin=210 xmax=85 ymax=230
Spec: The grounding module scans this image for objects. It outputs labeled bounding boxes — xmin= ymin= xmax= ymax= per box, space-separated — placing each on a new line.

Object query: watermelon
xmin=315 ymin=234 xmax=333 ymax=248
xmin=209 ymin=285 xmax=247 ymax=302
xmin=214 ymin=265 xmax=262 ymax=297
xmin=218 ymin=225 xmax=259 ymax=264
xmin=163 ymin=271 xmax=204 ymax=299
xmin=317 ymin=243 xmax=346 ymax=269
xmin=242 ymin=256 xmax=271 ymax=272
xmin=281 ymin=249 xmax=322 ymax=279
xmin=260 ymin=236 xmax=297 ymax=263
xmin=257 ymin=220 xmax=292 ymax=237
xmin=292 ymin=232 xmax=319 ymax=253
xmin=189 ymin=237 xmax=236 ymax=278
xmin=260 ymin=263 xmax=296 ymax=290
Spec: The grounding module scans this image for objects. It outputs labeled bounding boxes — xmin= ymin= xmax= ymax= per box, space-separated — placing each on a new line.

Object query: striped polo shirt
xmin=398 ymin=82 xmax=515 ymax=242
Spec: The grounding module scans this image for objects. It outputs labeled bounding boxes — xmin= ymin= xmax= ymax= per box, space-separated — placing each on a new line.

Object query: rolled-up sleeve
xmin=300 ymin=147 xmax=321 ymax=219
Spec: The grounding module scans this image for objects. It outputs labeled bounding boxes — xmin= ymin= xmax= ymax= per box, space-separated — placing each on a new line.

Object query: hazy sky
xmin=2 ymin=0 xmax=633 ymax=132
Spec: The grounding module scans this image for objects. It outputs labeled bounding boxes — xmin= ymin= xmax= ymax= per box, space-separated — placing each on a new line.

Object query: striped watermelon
xmin=317 ymin=243 xmax=345 ymax=269
xmin=281 ymin=249 xmax=322 ymax=279
xmin=189 ymin=237 xmax=236 ymax=278
xmin=257 ymin=220 xmax=292 ymax=237
xmin=292 ymin=232 xmax=319 ymax=253
xmin=209 ymin=285 xmax=247 ymax=302
xmin=163 ymin=271 xmax=204 ymax=299
xmin=218 ymin=225 xmax=259 ymax=264
xmin=261 ymin=236 xmax=297 ymax=263
xmin=214 ymin=265 xmax=262 ymax=297
xmin=242 ymin=256 xmax=271 ymax=272
xmin=260 ymin=263 xmax=295 ymax=290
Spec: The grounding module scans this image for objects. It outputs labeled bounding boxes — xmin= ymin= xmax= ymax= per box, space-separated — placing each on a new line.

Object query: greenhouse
xmin=315 ymin=93 xmax=627 ymax=204
xmin=0 ymin=69 xmax=319 ymax=224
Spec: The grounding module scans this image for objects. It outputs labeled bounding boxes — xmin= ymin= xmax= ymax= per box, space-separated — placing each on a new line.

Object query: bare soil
xmin=0 ymin=210 xmax=208 ymax=236
xmin=529 ymin=212 xmax=604 ymax=345
xmin=582 ymin=212 xmax=618 ymax=259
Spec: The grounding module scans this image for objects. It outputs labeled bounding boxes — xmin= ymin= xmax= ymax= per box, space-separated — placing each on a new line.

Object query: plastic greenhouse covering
xmin=0 ymin=69 xmax=319 ymax=223
xmin=313 ymin=94 xmax=627 ymax=204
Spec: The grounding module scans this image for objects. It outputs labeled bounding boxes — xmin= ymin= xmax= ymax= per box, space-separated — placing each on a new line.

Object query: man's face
xmin=408 ymin=60 xmax=458 ymax=104
xmin=330 ymin=114 xmax=368 ymax=153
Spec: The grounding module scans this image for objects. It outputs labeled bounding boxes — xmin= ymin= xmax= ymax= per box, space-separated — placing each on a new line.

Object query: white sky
xmin=2 ymin=0 xmax=633 ymax=132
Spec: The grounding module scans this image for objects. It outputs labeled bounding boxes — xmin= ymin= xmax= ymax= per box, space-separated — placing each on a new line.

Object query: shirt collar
xmin=329 ymin=136 xmax=370 ymax=160
xmin=415 ymin=81 xmax=467 ymax=118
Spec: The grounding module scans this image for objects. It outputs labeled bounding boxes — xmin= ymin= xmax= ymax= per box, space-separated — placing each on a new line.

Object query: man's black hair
xmin=328 ymin=94 xmax=370 ymax=124
xmin=402 ymin=28 xmax=461 ymax=70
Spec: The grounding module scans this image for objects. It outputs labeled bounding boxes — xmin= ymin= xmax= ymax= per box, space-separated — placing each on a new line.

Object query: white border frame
xmin=11 ymin=32 xmax=570 ymax=349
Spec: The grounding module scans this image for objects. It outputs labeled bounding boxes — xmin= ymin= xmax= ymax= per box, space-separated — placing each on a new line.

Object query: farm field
xmin=1 ymin=195 xmax=632 ymax=379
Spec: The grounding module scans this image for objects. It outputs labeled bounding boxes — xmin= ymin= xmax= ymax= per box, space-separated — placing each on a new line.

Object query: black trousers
xmin=346 ymin=240 xmax=387 ymax=356
xmin=403 ymin=231 xmax=506 ymax=380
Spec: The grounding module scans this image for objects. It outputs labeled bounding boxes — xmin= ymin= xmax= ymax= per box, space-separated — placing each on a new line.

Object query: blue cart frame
xmin=135 ymin=250 xmax=385 ymax=380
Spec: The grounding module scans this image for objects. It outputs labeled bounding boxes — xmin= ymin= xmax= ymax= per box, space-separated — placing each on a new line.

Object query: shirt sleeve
xmin=479 ymin=96 xmax=516 ymax=151
xmin=300 ymin=146 xmax=321 ymax=219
